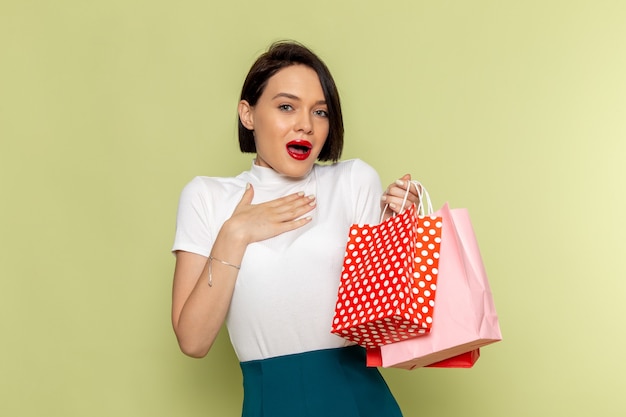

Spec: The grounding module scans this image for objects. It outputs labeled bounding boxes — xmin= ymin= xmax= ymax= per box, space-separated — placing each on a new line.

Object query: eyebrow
xmin=272 ymin=92 xmax=326 ymax=105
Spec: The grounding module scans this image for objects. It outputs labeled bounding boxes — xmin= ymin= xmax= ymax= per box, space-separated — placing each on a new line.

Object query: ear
xmin=238 ymin=100 xmax=254 ymax=130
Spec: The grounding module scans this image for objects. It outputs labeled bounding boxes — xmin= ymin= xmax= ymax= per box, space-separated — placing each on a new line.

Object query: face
xmin=238 ymin=64 xmax=330 ymax=178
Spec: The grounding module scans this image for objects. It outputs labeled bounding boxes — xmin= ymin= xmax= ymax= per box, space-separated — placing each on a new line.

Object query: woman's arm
xmin=171 ymin=225 xmax=246 ymax=358
xmin=171 ymin=184 xmax=317 ymax=358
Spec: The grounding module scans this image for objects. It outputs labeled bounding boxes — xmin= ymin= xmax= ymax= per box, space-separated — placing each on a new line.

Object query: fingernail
xmin=307 ymin=194 xmax=316 ymax=200
xmin=395 ymin=179 xmax=404 ymax=186
xmin=246 ymin=183 xmax=251 ymax=190
xmin=298 ymin=191 xmax=305 ymax=196
xmin=381 ymin=195 xmax=387 ymax=201
xmin=389 ymin=203 xmax=397 ymax=209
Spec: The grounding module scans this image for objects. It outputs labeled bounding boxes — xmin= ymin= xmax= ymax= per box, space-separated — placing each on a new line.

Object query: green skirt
xmin=239 ymin=345 xmax=403 ymax=417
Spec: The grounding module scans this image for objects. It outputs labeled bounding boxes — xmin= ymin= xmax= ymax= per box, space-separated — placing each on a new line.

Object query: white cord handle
xmin=380 ymin=180 xmax=433 ymax=223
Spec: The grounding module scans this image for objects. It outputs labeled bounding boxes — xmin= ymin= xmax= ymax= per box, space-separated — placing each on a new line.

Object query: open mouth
xmin=286 ymin=140 xmax=312 ymax=160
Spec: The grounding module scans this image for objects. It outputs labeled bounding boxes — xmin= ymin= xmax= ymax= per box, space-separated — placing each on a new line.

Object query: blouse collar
xmin=248 ymin=160 xmax=314 ymax=186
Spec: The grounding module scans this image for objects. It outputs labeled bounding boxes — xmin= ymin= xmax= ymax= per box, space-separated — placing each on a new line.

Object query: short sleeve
xmin=171 ymin=177 xmax=213 ymax=257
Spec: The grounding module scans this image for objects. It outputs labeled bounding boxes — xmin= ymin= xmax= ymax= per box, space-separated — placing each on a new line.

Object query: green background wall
xmin=2 ymin=1 xmax=625 ymax=416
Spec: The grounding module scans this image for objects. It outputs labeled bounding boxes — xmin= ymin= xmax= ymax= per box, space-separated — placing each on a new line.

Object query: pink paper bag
xmin=367 ymin=203 xmax=502 ymax=370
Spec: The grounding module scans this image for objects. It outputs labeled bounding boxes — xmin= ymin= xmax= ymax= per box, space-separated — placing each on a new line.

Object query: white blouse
xmin=173 ymin=159 xmax=383 ymax=361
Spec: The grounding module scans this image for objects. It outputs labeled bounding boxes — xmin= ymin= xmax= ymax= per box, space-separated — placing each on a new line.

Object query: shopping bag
xmin=331 ymin=182 xmax=443 ymax=348
xmin=366 ymin=203 xmax=502 ymax=369
xmin=426 ymin=349 xmax=480 ymax=368
xmin=366 ymin=347 xmax=480 ymax=368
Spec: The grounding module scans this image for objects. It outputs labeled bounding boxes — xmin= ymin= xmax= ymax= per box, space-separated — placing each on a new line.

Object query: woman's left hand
xmin=380 ymin=174 xmax=420 ymax=220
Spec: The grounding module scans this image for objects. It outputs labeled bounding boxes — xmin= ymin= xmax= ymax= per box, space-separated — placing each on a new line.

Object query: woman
xmin=171 ymin=40 xmax=418 ymax=417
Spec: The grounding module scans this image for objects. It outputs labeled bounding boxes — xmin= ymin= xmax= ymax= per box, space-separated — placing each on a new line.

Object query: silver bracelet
xmin=208 ymin=255 xmax=241 ymax=287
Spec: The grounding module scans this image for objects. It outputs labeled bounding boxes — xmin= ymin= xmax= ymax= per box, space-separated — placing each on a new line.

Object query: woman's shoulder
xmin=315 ymin=158 xmax=377 ymax=175
xmin=314 ymin=159 xmax=380 ymax=183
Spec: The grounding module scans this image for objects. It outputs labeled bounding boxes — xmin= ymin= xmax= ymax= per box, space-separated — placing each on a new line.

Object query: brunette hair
xmin=238 ymin=41 xmax=344 ymax=162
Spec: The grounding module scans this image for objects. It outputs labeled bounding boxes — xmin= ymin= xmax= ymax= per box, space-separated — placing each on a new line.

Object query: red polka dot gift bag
xmin=331 ymin=181 xmax=443 ymax=348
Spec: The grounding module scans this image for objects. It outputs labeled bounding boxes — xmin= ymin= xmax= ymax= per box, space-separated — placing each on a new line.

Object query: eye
xmin=278 ymin=104 xmax=294 ymax=111
xmin=314 ymin=109 xmax=329 ymax=118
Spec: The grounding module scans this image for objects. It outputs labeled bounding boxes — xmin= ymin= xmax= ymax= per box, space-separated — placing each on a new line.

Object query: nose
xmin=295 ymin=112 xmax=313 ymax=134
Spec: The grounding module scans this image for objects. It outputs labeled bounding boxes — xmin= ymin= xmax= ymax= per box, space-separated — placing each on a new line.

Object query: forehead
xmin=263 ymin=64 xmax=324 ymax=97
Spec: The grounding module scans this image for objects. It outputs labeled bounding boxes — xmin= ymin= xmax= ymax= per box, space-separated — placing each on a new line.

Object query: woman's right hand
xmin=222 ymin=183 xmax=317 ymax=245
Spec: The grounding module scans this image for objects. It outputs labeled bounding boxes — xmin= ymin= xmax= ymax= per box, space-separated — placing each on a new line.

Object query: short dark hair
xmin=238 ymin=41 xmax=344 ymax=162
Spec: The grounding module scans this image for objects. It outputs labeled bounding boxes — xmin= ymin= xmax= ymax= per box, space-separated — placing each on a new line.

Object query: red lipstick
xmin=286 ymin=140 xmax=312 ymax=161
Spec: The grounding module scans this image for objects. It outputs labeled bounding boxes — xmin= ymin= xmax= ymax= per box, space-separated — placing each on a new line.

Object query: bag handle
xmin=380 ymin=180 xmax=433 ymax=223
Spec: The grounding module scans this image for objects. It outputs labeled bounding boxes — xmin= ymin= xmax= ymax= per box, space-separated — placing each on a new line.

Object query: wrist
xmin=207 ymin=255 xmax=241 ymax=287
xmin=220 ymin=217 xmax=248 ymax=243
xmin=215 ymin=218 xmax=250 ymax=256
